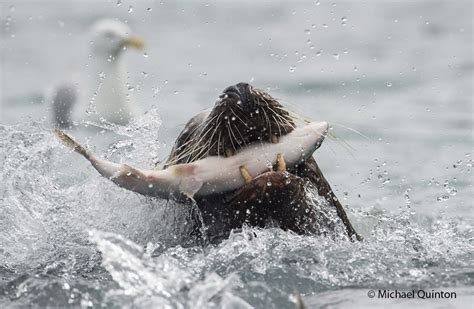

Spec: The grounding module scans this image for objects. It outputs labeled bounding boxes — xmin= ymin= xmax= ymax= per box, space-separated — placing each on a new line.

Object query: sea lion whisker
xmin=229 ymin=108 xmax=249 ymax=129
xmin=325 ymin=133 xmax=356 ymax=158
xmin=180 ymin=113 xmax=223 ymax=162
xmin=217 ymin=130 xmax=222 ymax=157
xmin=169 ymin=117 xmax=219 ymax=163
xmin=324 ymin=138 xmax=340 ymax=156
xmin=269 ymin=106 xmax=295 ymax=129
xmin=260 ymin=107 xmax=273 ymax=140
xmin=226 ymin=123 xmax=238 ymax=152
xmin=271 ymin=114 xmax=283 ymax=137
xmin=331 ymin=122 xmax=371 ymax=141
xmin=227 ymin=120 xmax=240 ymax=148
xmin=228 ymin=116 xmax=246 ymax=146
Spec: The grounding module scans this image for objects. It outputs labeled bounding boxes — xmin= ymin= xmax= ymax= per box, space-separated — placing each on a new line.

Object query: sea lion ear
xmin=179 ymin=177 xmax=203 ymax=198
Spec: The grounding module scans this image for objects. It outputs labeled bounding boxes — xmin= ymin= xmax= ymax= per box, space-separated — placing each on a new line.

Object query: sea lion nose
xmin=223 ymin=82 xmax=254 ymax=109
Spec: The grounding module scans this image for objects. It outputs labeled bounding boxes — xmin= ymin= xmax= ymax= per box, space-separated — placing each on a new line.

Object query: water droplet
xmin=267 ymin=181 xmax=272 ymax=187
xmin=437 ymin=194 xmax=449 ymax=201
xmin=353 ymin=66 xmax=358 ymax=72
xmin=128 ymin=5 xmax=133 ymax=13
xmin=316 ymin=50 xmax=322 ymax=56
xmin=63 ymin=283 xmax=70 ymax=290
xmin=174 ymin=90 xmax=179 ymax=95
xmin=147 ymin=7 xmax=152 ymax=12
xmin=98 ymin=71 xmax=105 ymax=80
xmin=304 ymin=29 xmax=311 ymax=35
xmin=322 ymin=24 xmax=328 ymax=28
xmin=289 ymin=66 xmax=296 ymax=73
xmin=231 ymin=116 xmax=236 ymax=121
xmin=453 ymin=160 xmax=463 ymax=168
xmin=246 ymin=209 xmax=251 ymax=214
xmin=116 ymin=0 xmax=122 ymax=6
xmin=141 ymin=71 xmax=148 ymax=77
xmin=341 ymin=16 xmax=347 ymax=26
xmin=332 ymin=53 xmax=340 ymax=60
xmin=128 ymin=86 xmax=135 ymax=92
xmin=385 ymin=82 xmax=393 ymax=87
xmin=143 ymin=53 xmax=148 ymax=58
xmin=148 ymin=184 xmax=154 ymax=188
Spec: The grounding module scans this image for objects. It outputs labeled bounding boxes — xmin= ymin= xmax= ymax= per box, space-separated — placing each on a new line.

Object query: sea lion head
xmin=167 ymin=82 xmax=296 ymax=165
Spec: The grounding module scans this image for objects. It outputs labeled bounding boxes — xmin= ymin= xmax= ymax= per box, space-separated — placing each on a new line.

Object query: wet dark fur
xmin=165 ymin=83 xmax=361 ymax=242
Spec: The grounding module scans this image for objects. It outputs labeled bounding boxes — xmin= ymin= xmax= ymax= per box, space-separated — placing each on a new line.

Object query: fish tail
xmin=53 ymin=129 xmax=89 ymax=158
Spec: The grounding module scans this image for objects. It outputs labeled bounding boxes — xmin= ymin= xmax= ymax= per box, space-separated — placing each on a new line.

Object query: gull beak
xmin=123 ymin=36 xmax=145 ymax=49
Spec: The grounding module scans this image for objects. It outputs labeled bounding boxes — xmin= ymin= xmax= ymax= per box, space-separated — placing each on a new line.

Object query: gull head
xmin=90 ymin=19 xmax=144 ymax=59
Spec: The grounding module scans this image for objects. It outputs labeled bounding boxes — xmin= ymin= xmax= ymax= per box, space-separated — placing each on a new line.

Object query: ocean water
xmin=0 ymin=1 xmax=473 ymax=308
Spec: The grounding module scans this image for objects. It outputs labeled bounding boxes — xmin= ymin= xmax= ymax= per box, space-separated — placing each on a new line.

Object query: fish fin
xmin=53 ymin=129 xmax=89 ymax=158
xmin=179 ymin=177 xmax=203 ymax=198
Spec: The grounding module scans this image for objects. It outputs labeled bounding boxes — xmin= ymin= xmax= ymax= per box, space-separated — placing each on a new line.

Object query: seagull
xmin=52 ymin=19 xmax=144 ymax=128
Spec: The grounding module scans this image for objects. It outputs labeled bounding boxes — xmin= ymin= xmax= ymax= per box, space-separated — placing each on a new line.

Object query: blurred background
xmin=0 ymin=1 xmax=472 ymax=308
